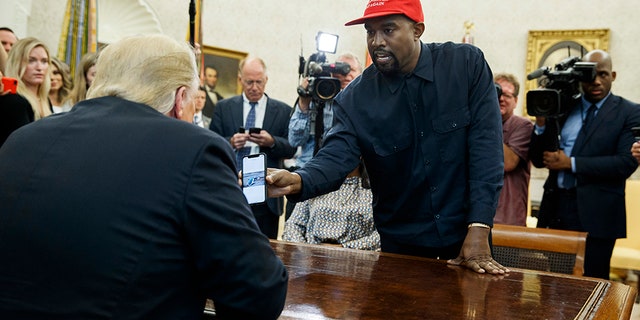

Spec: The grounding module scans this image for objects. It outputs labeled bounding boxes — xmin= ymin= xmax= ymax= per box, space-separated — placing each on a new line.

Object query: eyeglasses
xmin=501 ymin=93 xmax=516 ymax=99
xmin=241 ymin=79 xmax=265 ymax=88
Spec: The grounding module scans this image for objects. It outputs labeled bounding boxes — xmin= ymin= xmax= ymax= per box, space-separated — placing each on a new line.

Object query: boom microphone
xmin=527 ymin=66 xmax=550 ymax=80
xmin=189 ymin=0 xmax=196 ymax=47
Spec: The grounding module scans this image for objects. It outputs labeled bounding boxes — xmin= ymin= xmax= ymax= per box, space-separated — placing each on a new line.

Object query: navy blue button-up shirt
xmin=294 ymin=41 xmax=503 ymax=247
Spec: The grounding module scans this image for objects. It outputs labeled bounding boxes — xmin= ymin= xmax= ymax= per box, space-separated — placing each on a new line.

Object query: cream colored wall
xmin=6 ymin=0 xmax=640 ymax=197
xmin=11 ymin=0 xmax=640 ymax=113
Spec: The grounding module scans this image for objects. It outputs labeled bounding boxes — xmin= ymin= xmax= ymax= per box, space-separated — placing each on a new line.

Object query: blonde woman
xmin=5 ymin=37 xmax=51 ymax=120
xmin=63 ymin=52 xmax=97 ymax=108
xmin=49 ymin=57 xmax=73 ymax=113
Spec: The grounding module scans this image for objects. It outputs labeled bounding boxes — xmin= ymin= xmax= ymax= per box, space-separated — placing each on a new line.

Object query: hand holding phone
xmin=1 ymin=77 xmax=18 ymax=94
xmin=632 ymin=127 xmax=640 ymax=142
xmin=242 ymin=153 xmax=267 ymax=204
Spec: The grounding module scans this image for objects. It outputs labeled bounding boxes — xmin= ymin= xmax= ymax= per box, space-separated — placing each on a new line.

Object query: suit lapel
xmin=261 ymin=97 xmax=277 ymax=131
xmin=573 ymin=95 xmax=617 ymax=154
xmin=233 ymin=96 xmax=245 ymax=130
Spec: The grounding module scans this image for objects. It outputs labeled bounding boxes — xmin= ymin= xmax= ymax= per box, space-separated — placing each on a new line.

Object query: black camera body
xmin=297 ymin=52 xmax=350 ymax=102
xmin=526 ymin=56 xmax=597 ymax=117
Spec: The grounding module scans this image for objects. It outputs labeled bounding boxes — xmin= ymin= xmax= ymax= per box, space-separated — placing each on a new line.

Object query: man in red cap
xmin=268 ymin=0 xmax=508 ymax=275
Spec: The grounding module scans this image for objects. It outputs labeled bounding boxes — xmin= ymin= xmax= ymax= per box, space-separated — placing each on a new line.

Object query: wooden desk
xmin=266 ymin=240 xmax=636 ymax=320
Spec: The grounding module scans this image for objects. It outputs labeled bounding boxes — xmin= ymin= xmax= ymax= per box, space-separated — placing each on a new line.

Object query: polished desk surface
xmin=266 ymin=240 xmax=637 ymax=320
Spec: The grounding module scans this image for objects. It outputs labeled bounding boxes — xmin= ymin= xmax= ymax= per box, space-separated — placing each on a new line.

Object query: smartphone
xmin=238 ymin=127 xmax=246 ymax=133
xmin=1 ymin=77 xmax=18 ymax=94
xmin=632 ymin=127 xmax=640 ymax=142
xmin=242 ymin=153 xmax=267 ymax=204
xmin=249 ymin=127 xmax=262 ymax=134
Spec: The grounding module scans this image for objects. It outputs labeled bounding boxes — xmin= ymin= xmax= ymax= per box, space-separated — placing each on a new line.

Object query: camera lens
xmin=314 ymin=78 xmax=340 ymax=101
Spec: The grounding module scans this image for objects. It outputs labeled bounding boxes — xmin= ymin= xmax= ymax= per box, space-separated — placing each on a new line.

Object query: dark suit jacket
xmin=0 ymin=93 xmax=33 ymax=148
xmin=210 ymin=94 xmax=296 ymax=217
xmin=0 ymin=96 xmax=287 ymax=319
xmin=202 ymin=90 xmax=223 ymax=118
xmin=530 ymin=94 xmax=640 ymax=238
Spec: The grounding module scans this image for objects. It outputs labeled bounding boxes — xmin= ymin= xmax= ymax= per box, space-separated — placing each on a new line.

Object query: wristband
xmin=468 ymin=222 xmax=491 ymax=229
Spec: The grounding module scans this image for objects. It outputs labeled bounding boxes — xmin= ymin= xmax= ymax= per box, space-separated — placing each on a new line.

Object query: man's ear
xmin=168 ymin=86 xmax=187 ymax=119
xmin=414 ymin=22 xmax=425 ymax=39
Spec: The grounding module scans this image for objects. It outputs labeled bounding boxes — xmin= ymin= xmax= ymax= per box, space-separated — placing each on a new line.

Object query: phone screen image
xmin=242 ymin=153 xmax=267 ymax=204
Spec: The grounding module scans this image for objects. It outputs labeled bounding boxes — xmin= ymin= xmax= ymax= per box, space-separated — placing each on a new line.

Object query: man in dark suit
xmin=202 ymin=64 xmax=224 ymax=118
xmin=0 ymin=34 xmax=287 ymax=319
xmin=530 ymin=49 xmax=640 ymax=279
xmin=210 ymin=56 xmax=296 ymax=239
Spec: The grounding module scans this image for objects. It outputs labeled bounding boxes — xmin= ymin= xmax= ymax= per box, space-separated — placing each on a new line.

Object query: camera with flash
xmin=297 ymin=32 xmax=350 ymax=102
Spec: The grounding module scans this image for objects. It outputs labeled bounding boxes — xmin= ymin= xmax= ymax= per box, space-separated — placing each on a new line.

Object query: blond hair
xmin=337 ymin=52 xmax=363 ymax=73
xmin=63 ymin=52 xmax=97 ymax=107
xmin=49 ymin=57 xmax=73 ymax=105
xmin=87 ymin=34 xmax=198 ymax=114
xmin=494 ymin=73 xmax=520 ymax=97
xmin=5 ymin=37 xmax=52 ymax=120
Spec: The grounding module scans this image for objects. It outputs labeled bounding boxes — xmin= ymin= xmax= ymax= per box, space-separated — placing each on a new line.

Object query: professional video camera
xmin=526 ymin=56 xmax=597 ymax=117
xmin=494 ymin=82 xmax=502 ymax=99
xmin=297 ymin=32 xmax=350 ymax=102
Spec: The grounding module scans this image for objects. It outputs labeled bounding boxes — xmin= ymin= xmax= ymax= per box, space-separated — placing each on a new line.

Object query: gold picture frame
xmin=201 ymin=45 xmax=248 ymax=99
xmin=523 ymin=29 xmax=610 ymax=116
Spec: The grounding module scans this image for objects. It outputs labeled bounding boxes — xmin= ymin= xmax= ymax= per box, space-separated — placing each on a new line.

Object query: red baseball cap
xmin=345 ymin=0 xmax=424 ymax=26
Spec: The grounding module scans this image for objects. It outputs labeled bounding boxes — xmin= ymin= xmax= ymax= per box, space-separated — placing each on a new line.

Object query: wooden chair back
xmin=491 ymin=224 xmax=587 ymax=276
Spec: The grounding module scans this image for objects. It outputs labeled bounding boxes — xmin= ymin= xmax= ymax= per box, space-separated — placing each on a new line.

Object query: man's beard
xmin=371 ymin=49 xmax=400 ymax=76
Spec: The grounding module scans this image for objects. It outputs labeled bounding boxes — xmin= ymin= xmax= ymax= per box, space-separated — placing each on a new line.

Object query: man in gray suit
xmin=210 ymin=56 xmax=296 ymax=239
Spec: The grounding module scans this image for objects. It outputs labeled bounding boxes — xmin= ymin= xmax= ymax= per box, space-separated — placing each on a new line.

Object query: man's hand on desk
xmin=447 ymin=226 xmax=510 ymax=275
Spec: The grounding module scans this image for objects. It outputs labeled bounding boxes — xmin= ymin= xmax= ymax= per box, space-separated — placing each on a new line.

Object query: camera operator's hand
xmin=248 ymin=129 xmax=276 ymax=148
xmin=230 ymin=132 xmax=250 ymax=150
xmin=542 ymin=149 xmax=572 ymax=170
xmin=631 ymin=142 xmax=640 ymax=164
xmin=297 ymin=78 xmax=312 ymax=113
xmin=535 ymin=116 xmax=546 ymax=127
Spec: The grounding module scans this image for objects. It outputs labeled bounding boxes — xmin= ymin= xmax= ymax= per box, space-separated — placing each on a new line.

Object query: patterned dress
xmin=283 ymin=176 xmax=380 ymax=250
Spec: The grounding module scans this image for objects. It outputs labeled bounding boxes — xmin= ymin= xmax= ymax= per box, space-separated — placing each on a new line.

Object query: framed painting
xmin=201 ymin=45 xmax=248 ymax=99
xmin=523 ymin=29 xmax=610 ymax=116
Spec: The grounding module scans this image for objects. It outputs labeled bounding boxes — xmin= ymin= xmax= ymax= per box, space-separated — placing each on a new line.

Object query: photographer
xmin=285 ymin=52 xmax=363 ymax=220
xmin=529 ymin=49 xmax=640 ymax=279
xmin=494 ymin=73 xmax=533 ymax=227
xmin=288 ymin=52 xmax=363 ymax=168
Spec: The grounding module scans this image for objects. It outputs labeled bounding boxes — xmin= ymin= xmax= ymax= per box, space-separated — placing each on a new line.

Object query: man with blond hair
xmin=0 ymin=34 xmax=287 ymax=319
